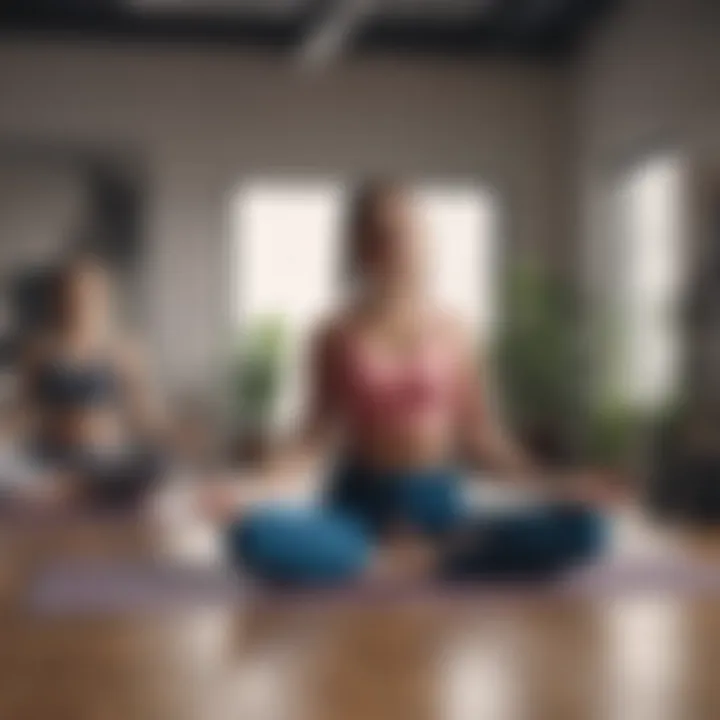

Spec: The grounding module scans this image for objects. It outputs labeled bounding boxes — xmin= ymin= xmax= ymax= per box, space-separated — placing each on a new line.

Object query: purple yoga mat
xmin=27 ymin=555 xmax=720 ymax=616
xmin=30 ymin=560 xmax=245 ymax=614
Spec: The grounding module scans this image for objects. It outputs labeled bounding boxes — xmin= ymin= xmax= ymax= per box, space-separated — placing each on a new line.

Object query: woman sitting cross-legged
xmin=206 ymin=181 xmax=619 ymax=587
xmin=8 ymin=252 xmax=168 ymax=509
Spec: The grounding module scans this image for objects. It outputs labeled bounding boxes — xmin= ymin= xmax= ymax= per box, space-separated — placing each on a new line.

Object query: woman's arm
xmin=454 ymin=326 xmax=620 ymax=504
xmin=254 ymin=322 xmax=341 ymax=488
xmin=117 ymin=337 xmax=168 ymax=443
xmin=454 ymin=325 xmax=538 ymax=484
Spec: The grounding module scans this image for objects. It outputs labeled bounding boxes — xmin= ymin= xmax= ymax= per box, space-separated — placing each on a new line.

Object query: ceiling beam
xmin=297 ymin=0 xmax=377 ymax=68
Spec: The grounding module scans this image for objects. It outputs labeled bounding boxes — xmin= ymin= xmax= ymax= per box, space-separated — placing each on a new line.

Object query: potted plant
xmin=583 ymin=401 xmax=647 ymax=477
xmin=583 ymin=301 xmax=677 ymax=487
xmin=229 ymin=315 xmax=286 ymax=466
xmin=492 ymin=257 xmax=588 ymax=467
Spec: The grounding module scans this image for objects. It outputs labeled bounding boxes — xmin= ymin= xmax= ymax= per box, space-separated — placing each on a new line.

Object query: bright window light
xmin=417 ymin=183 xmax=498 ymax=343
xmin=232 ymin=180 xmax=343 ymax=328
xmin=232 ymin=180 xmax=344 ymax=428
xmin=611 ymin=153 xmax=686 ymax=411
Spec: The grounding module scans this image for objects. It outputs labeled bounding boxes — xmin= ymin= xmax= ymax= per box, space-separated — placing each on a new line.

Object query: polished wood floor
xmin=2 ymin=508 xmax=720 ymax=720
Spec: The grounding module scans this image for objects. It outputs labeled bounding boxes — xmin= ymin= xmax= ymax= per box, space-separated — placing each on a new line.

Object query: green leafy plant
xmin=584 ymin=401 xmax=645 ymax=469
xmin=584 ymin=301 xmax=687 ymax=470
xmin=492 ymin=257 xmax=588 ymax=463
xmin=230 ymin=315 xmax=287 ymax=435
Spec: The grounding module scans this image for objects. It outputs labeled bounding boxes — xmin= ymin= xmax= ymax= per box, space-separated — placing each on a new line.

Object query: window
xmin=232 ymin=179 xmax=500 ymax=429
xmin=232 ymin=180 xmax=344 ymax=428
xmin=609 ymin=153 xmax=686 ymax=411
xmin=417 ymin=183 xmax=498 ymax=341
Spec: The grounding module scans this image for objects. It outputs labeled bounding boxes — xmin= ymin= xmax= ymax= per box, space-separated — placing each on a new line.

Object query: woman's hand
xmin=197 ymin=475 xmax=261 ymax=524
xmin=197 ymin=463 xmax=317 ymax=524
xmin=554 ymin=469 xmax=630 ymax=508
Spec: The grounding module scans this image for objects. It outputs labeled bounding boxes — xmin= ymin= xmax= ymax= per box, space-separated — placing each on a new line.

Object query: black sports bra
xmin=33 ymin=358 xmax=120 ymax=410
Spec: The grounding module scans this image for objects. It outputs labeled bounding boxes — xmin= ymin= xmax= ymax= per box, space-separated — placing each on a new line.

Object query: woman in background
xmin=16 ymin=252 xmax=166 ymax=507
xmin=209 ymin=181 xmax=615 ymax=585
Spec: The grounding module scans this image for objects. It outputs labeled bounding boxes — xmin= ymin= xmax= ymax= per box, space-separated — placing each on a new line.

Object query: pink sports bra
xmin=331 ymin=326 xmax=465 ymax=436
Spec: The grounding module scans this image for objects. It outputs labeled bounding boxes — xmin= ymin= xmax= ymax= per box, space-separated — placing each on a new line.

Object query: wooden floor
xmin=2 ymin=509 xmax=720 ymax=720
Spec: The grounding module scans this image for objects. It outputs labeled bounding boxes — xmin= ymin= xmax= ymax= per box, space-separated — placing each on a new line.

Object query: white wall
xmin=0 ymin=161 xmax=88 ymax=271
xmin=0 ymin=41 xmax=573 ymax=393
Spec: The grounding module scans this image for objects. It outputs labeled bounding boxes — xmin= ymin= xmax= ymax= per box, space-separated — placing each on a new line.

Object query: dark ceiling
xmin=0 ymin=0 xmax=618 ymax=58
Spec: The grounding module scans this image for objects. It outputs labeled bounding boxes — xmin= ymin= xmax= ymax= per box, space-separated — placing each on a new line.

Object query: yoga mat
xmin=28 ymin=555 xmax=720 ymax=616
xmin=30 ymin=560 xmax=244 ymax=614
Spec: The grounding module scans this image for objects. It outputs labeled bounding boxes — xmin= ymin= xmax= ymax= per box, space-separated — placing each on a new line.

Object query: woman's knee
xmin=547 ymin=502 xmax=609 ymax=565
xmin=226 ymin=506 xmax=372 ymax=585
xmin=441 ymin=503 xmax=609 ymax=581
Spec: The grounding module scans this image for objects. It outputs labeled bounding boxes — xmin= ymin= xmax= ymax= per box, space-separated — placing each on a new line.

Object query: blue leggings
xmin=226 ymin=463 xmax=608 ymax=586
